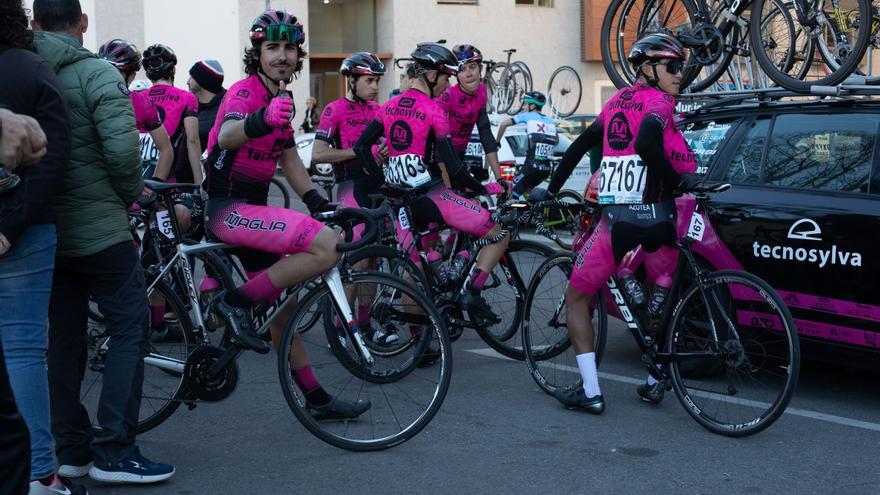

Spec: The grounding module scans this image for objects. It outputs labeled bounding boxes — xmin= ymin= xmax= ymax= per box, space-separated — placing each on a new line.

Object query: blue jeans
xmin=0 ymin=223 xmax=57 ymax=480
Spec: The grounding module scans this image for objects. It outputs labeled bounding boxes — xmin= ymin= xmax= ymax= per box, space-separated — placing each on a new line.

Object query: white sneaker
xmin=29 ymin=474 xmax=89 ymax=494
xmin=57 ymin=463 xmax=92 ymax=479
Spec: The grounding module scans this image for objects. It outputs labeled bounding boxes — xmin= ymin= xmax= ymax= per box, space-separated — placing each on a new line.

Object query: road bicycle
xmin=484 ymin=48 xmax=533 ymax=115
xmin=522 ymin=183 xmax=800 ymax=436
xmin=82 ymin=181 xmax=451 ymax=451
xmin=339 ymin=184 xmax=557 ymax=361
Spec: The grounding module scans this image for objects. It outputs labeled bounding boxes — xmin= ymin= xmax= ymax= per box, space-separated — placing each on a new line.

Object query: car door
xmin=706 ymin=110 xmax=880 ymax=350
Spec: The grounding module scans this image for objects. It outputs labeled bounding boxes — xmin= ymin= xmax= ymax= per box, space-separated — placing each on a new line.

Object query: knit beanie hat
xmin=189 ymin=59 xmax=224 ymax=93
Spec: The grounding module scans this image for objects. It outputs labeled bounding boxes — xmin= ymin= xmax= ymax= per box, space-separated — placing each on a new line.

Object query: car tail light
xmin=500 ymin=161 xmax=517 ymax=182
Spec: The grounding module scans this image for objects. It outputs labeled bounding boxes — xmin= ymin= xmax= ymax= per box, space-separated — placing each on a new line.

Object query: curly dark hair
xmin=243 ymin=43 xmax=306 ymax=78
xmin=0 ymin=2 xmax=34 ymax=49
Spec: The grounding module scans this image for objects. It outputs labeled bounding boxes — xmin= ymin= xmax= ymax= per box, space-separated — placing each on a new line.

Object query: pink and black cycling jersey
xmin=204 ymin=74 xmax=296 ymax=204
xmin=146 ymin=83 xmax=198 ymax=182
xmin=314 ymin=98 xmax=380 ymax=181
xmin=437 ymin=82 xmax=491 ymax=156
xmin=131 ymin=90 xmax=163 ymax=173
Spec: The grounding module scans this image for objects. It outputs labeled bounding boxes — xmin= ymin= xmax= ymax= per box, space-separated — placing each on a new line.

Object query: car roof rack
xmin=677 ymin=76 xmax=880 ymax=113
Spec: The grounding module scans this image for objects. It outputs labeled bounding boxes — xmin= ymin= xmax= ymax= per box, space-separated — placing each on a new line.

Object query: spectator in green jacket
xmin=32 ymin=0 xmax=175 ymax=485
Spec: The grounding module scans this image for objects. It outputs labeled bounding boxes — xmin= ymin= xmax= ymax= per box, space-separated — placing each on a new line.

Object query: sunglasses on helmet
xmin=262 ymin=24 xmax=305 ymax=44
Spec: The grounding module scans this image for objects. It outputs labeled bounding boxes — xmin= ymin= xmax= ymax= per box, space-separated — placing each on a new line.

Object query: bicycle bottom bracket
xmin=185 ymin=345 xmax=239 ymax=402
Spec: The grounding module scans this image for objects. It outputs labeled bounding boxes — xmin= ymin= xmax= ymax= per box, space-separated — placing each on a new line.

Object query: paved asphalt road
xmin=78 ymin=183 xmax=880 ymax=494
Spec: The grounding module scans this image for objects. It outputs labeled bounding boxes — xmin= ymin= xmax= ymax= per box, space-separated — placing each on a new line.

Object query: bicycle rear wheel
xmin=668 ymin=270 xmax=799 ymax=437
xmin=751 ymin=0 xmax=870 ymax=91
xmin=547 ymin=66 xmax=582 ymax=118
xmin=474 ymin=239 xmax=556 ymax=360
xmin=278 ymin=271 xmax=451 ymax=451
xmin=522 ymin=253 xmax=607 ymax=395
xmin=268 ymin=175 xmax=291 ymax=209
xmin=81 ymin=278 xmax=196 ymax=435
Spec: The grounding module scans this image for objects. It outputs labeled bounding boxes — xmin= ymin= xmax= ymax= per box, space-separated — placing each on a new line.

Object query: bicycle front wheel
xmin=278 ymin=271 xmax=451 ymax=451
xmin=547 ymin=66 xmax=582 ymax=118
xmin=474 ymin=239 xmax=556 ymax=360
xmin=522 ymin=253 xmax=607 ymax=395
xmin=668 ymin=270 xmax=799 ymax=437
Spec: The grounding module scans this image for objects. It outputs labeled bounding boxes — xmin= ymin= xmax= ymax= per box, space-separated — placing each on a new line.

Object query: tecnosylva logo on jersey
xmin=224 ymin=210 xmax=287 ymax=232
xmin=751 ymin=218 xmax=862 ymax=268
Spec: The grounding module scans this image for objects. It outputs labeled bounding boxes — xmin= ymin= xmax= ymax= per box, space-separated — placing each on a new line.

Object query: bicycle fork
xmin=325 ymin=267 xmax=375 ymax=366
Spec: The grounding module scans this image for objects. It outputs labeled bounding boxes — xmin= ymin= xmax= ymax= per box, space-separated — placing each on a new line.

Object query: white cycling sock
xmin=576 ymin=352 xmax=601 ymax=397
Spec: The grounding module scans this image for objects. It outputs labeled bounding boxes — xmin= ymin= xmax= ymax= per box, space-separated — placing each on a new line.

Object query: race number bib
xmin=384 ymin=154 xmax=431 ymax=187
xmin=687 ymin=211 xmax=705 ymax=241
xmin=534 ymin=142 xmax=555 ymax=161
xmin=155 ymin=210 xmax=176 ymax=240
xmin=139 ymin=132 xmax=158 ymax=168
xmin=598 ymin=154 xmax=647 ymax=205
xmin=465 ymin=142 xmax=485 ymax=158
xmin=398 ymin=208 xmax=411 ymax=231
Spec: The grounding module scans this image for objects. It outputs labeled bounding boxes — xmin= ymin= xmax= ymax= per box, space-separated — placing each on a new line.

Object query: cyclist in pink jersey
xmin=438 ymin=44 xmax=503 ymax=188
xmin=540 ymin=33 xmax=697 ymax=413
xmin=142 ymin=44 xmax=203 ymax=188
xmin=97 ymin=39 xmax=174 ymax=182
xmin=353 ymin=42 xmax=510 ymax=327
xmin=142 ymin=46 xmax=202 ymax=241
xmin=312 ymin=51 xmax=388 ymax=233
xmin=204 ymin=9 xmax=368 ymax=419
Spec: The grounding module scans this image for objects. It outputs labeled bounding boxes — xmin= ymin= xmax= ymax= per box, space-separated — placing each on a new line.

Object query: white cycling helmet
xmin=129 ymin=79 xmax=151 ymax=92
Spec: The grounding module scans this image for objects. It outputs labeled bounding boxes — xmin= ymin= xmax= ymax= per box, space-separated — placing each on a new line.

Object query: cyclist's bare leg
xmin=174 ymin=204 xmax=192 ymax=232
xmin=264 ymin=227 xmax=341 ymax=289
xmin=564 ymin=285 xmax=595 ymax=354
xmin=474 ymin=224 xmax=510 ymax=274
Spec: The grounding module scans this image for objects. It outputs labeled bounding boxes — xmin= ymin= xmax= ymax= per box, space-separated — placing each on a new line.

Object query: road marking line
xmin=465 ymin=347 xmax=880 ymax=432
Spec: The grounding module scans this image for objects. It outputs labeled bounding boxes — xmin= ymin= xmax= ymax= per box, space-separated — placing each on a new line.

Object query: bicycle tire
xmin=473 ymin=239 xmax=556 ymax=360
xmin=542 ymin=189 xmax=583 ymax=250
xmin=547 ymin=66 xmax=583 ymax=118
xmin=505 ymin=65 xmax=531 ymax=115
xmin=82 ymin=278 xmax=197 ymax=435
xmin=320 ymin=245 xmax=428 ymax=356
xmin=751 ymin=0 xmax=870 ymax=91
xmin=600 ymin=0 xmax=701 ymax=89
xmin=522 ymin=253 xmax=607 ymax=395
xmin=668 ymin=269 xmax=799 ymax=437
xmin=277 ymin=271 xmax=451 ymax=451
xmin=512 ymin=61 xmax=534 ymax=92
xmin=269 ymin=175 xmax=291 ymax=209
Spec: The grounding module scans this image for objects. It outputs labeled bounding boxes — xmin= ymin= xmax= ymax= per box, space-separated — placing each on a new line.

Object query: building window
xmin=438 ymin=0 xmax=478 ymax=3
xmin=516 ymin=0 xmax=553 ymax=6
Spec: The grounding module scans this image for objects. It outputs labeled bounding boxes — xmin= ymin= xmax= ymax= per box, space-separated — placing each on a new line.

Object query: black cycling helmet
xmin=249 ymin=9 xmax=305 ymax=46
xmin=522 ymin=91 xmax=546 ymax=108
xmin=341 ymin=52 xmax=386 ymax=77
xmin=142 ymin=44 xmax=177 ymax=80
xmin=452 ymin=44 xmax=483 ymax=65
xmin=627 ymin=33 xmax=686 ymax=70
xmin=98 ymin=39 xmax=141 ymax=73
xmin=411 ymin=43 xmax=459 ymax=77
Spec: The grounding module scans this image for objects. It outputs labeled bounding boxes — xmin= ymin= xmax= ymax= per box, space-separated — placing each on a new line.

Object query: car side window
xmin=725 ymin=117 xmax=770 ymax=184
xmin=763 ymin=114 xmax=876 ymax=193
xmin=681 ymin=117 xmax=739 ymax=176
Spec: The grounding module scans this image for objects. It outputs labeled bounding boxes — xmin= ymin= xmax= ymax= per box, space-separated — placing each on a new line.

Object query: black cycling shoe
xmin=461 ymin=291 xmax=501 ymax=327
xmin=212 ymin=291 xmax=269 ymax=354
xmin=307 ymin=397 xmax=372 ymax=421
xmin=637 ymin=381 xmax=666 ymax=404
xmin=553 ymin=385 xmax=605 ymax=414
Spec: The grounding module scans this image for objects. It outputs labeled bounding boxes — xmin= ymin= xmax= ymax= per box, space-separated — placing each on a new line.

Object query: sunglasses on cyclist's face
xmin=660 ymin=59 xmax=685 ymax=75
xmin=261 ymin=24 xmax=305 ymax=44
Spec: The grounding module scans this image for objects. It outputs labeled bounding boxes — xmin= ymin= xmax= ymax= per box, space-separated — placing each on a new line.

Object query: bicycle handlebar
xmin=315 ymin=201 xmax=390 ymax=252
